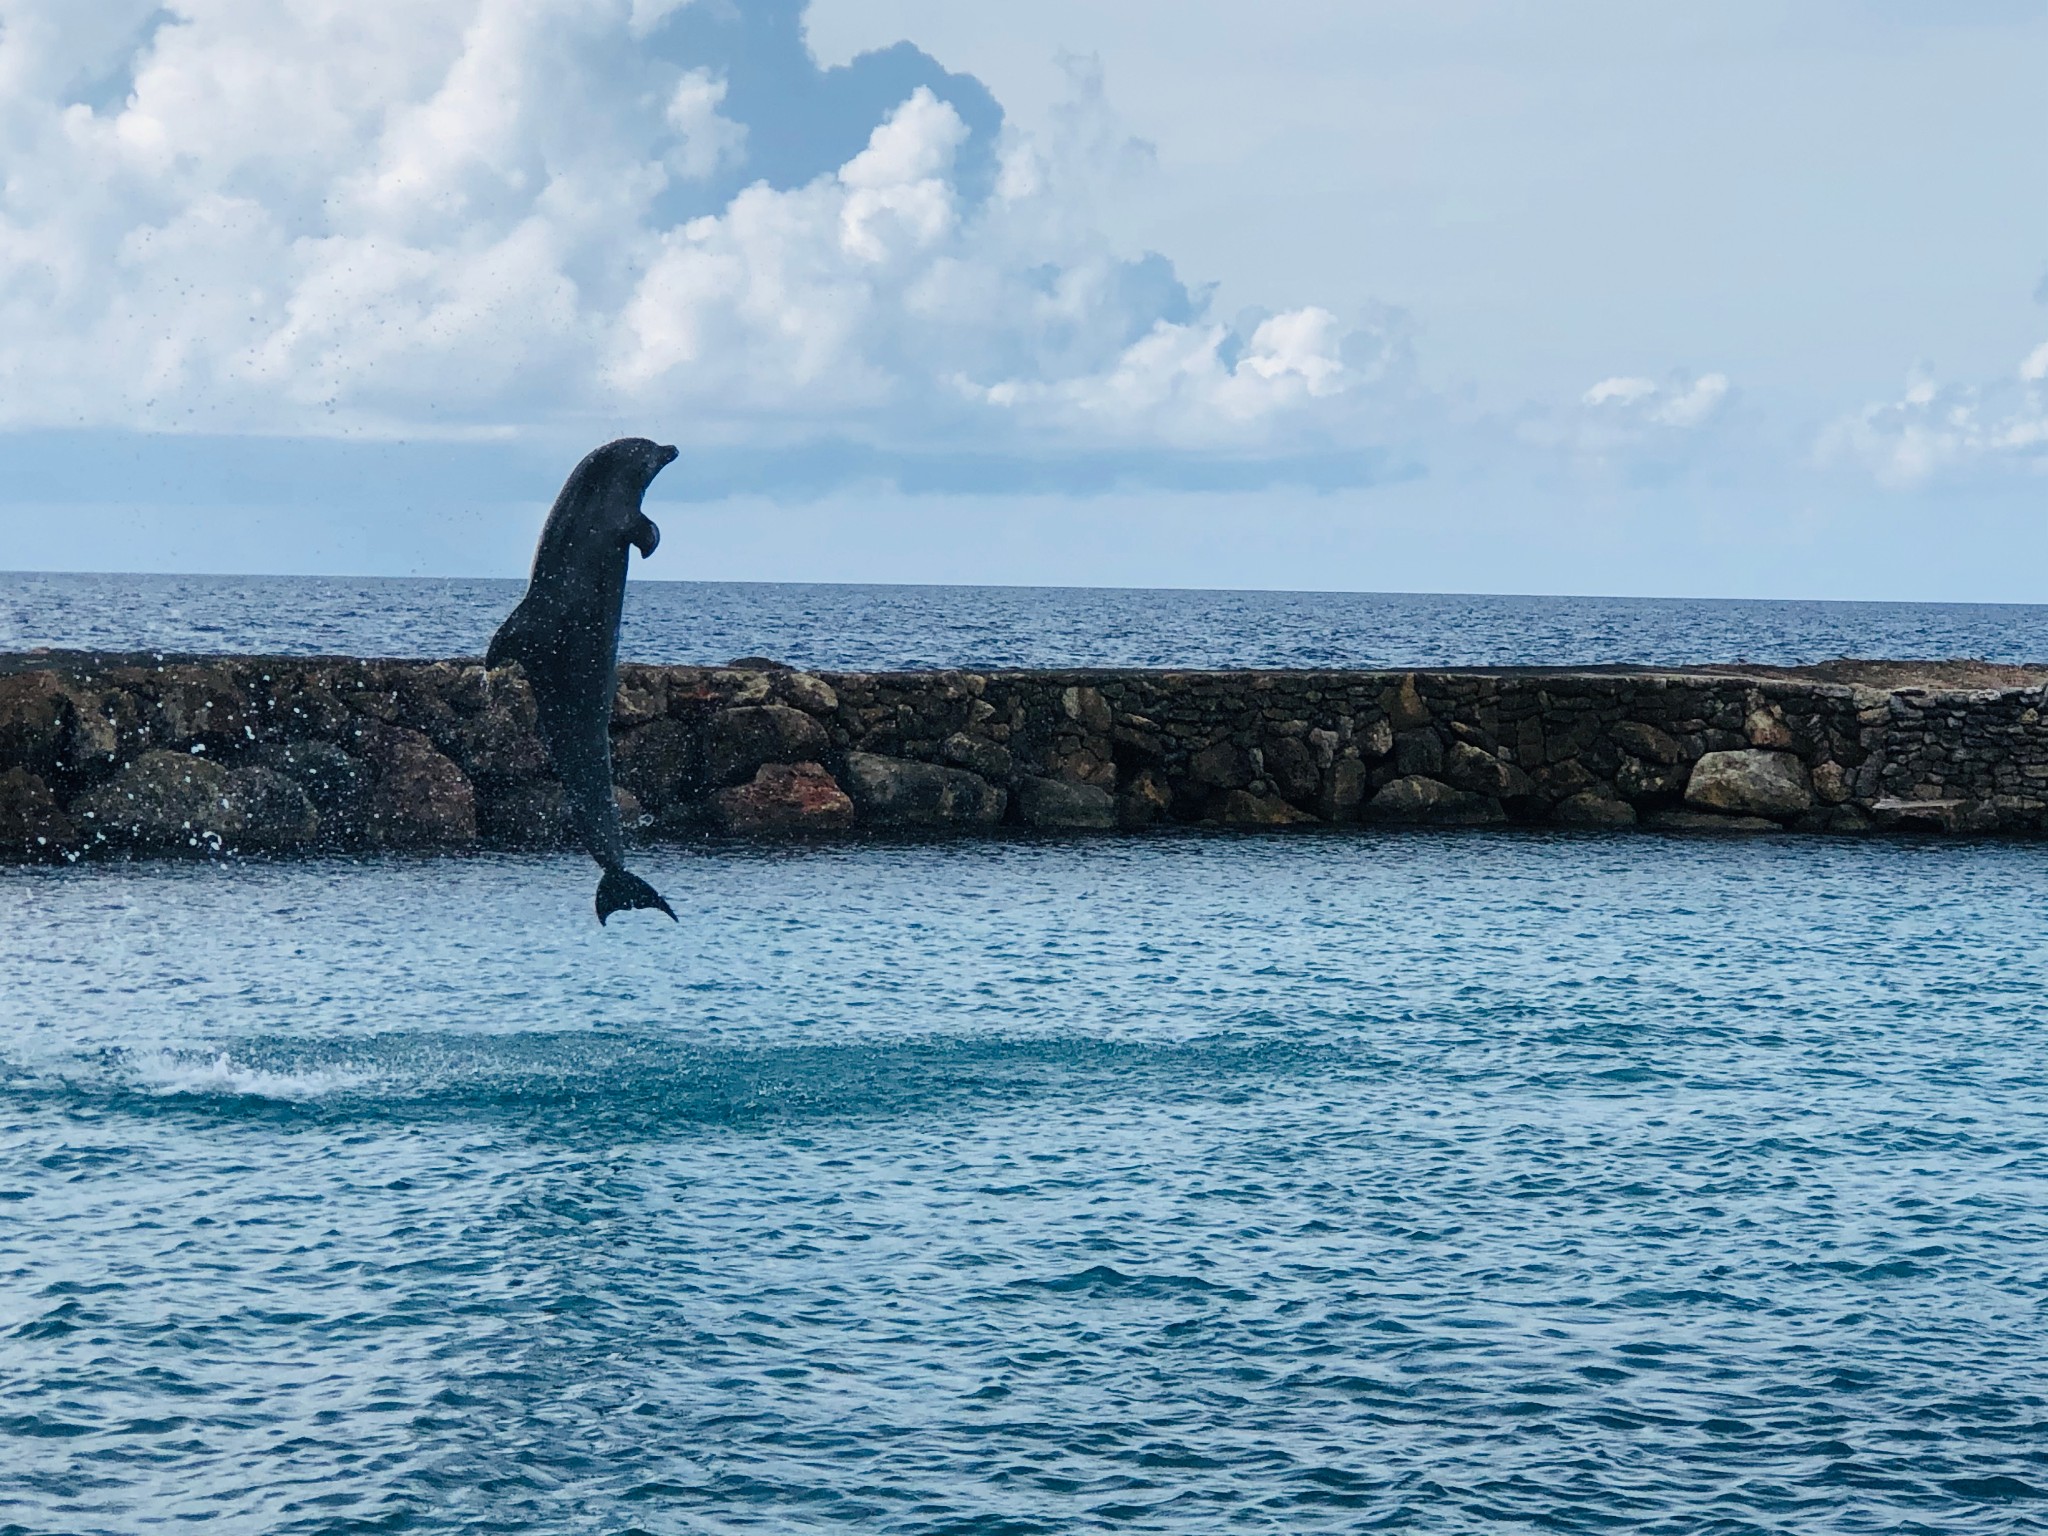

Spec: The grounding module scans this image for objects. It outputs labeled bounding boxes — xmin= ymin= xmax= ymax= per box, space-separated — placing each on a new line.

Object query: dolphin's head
xmin=574 ymin=437 xmax=678 ymax=558
xmin=587 ymin=436 xmax=678 ymax=492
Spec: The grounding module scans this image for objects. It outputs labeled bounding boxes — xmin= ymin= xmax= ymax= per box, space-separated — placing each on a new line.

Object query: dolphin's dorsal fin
xmin=485 ymin=599 xmax=549 ymax=671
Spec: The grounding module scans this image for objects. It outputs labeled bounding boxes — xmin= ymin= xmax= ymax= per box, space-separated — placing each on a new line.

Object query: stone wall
xmin=4 ymin=652 xmax=2046 ymax=860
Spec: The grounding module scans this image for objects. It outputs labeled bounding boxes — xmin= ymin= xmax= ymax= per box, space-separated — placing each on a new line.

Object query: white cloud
xmin=1649 ymin=373 xmax=1729 ymax=428
xmin=1819 ymin=350 xmax=2048 ymax=487
xmin=627 ymin=0 xmax=695 ymax=38
xmin=1520 ymin=369 xmax=1734 ymax=475
xmin=665 ymin=69 xmax=745 ymax=183
xmin=976 ymin=307 xmax=1354 ymax=447
xmin=1584 ymin=377 xmax=1658 ymax=407
xmin=0 ymin=0 xmax=1385 ymax=463
xmin=1582 ymin=372 xmax=1728 ymax=428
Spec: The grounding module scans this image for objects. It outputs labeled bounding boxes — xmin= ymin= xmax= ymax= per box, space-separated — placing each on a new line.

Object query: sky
xmin=0 ymin=0 xmax=2044 ymax=597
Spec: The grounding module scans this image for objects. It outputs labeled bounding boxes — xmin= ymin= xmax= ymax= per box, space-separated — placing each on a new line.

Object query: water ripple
xmin=7 ymin=572 xmax=2048 ymax=668
xmin=4 ymin=834 xmax=2048 ymax=1532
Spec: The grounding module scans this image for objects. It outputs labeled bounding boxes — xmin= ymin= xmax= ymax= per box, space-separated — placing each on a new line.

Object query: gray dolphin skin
xmin=487 ymin=437 xmax=680 ymax=925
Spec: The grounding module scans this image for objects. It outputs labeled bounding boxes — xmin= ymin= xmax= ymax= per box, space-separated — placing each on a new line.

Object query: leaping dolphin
xmin=487 ymin=437 xmax=679 ymax=925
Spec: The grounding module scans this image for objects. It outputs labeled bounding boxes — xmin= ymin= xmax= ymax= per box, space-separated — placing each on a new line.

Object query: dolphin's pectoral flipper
xmin=596 ymin=865 xmax=677 ymax=925
xmin=628 ymin=512 xmax=660 ymax=558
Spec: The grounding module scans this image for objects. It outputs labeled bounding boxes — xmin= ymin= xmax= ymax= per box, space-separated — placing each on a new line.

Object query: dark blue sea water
xmin=6 ymin=833 xmax=2048 ymax=1533
xmin=5 ymin=570 xmax=2048 ymax=667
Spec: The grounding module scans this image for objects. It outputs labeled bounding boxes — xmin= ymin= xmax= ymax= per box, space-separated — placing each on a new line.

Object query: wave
xmin=120 ymin=1048 xmax=381 ymax=1102
xmin=1 ymin=1030 xmax=1333 ymax=1136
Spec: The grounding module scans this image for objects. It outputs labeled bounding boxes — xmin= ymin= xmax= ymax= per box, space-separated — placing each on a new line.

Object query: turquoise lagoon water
xmin=6 ymin=830 xmax=2048 ymax=1533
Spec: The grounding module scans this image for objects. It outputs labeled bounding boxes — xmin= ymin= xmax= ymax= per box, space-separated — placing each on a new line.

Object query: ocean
xmin=4 ymin=576 xmax=2048 ymax=1533
xmin=5 ymin=570 xmax=2048 ymax=669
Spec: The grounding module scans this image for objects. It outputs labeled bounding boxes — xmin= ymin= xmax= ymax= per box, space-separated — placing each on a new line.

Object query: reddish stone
xmin=1217 ymin=789 xmax=1316 ymax=826
xmin=704 ymin=705 xmax=830 ymax=787
xmin=712 ymin=761 xmax=855 ymax=833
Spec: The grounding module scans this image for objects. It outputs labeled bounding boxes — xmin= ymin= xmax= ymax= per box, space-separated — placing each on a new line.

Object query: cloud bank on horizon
xmin=1821 ymin=353 xmax=2048 ymax=489
xmin=0 ymin=0 xmax=2041 ymax=524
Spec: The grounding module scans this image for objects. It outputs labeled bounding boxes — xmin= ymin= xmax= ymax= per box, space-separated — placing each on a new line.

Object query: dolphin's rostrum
xmin=488 ymin=437 xmax=679 ymax=925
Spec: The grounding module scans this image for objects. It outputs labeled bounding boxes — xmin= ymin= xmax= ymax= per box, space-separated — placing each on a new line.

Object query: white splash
xmin=126 ymin=1049 xmax=378 ymax=1100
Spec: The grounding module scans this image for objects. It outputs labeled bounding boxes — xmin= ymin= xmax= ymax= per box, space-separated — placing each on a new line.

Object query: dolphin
xmin=487 ymin=437 xmax=679 ymax=925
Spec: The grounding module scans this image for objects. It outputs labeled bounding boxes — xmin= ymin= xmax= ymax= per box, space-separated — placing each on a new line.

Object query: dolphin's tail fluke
xmin=596 ymin=865 xmax=677 ymax=926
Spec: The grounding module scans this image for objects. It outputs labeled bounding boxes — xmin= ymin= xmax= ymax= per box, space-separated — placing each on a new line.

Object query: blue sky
xmin=0 ymin=0 xmax=2044 ymax=596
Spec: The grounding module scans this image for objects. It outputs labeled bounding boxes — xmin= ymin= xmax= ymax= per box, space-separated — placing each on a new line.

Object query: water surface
xmin=6 ymin=571 xmax=2047 ymax=668
xmin=5 ymin=831 xmax=2046 ymax=1533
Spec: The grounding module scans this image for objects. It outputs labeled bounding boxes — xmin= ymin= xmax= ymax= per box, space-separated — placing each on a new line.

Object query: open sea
xmin=6 ymin=574 xmax=2048 ymax=1534
xmin=5 ymin=571 xmax=2048 ymax=670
